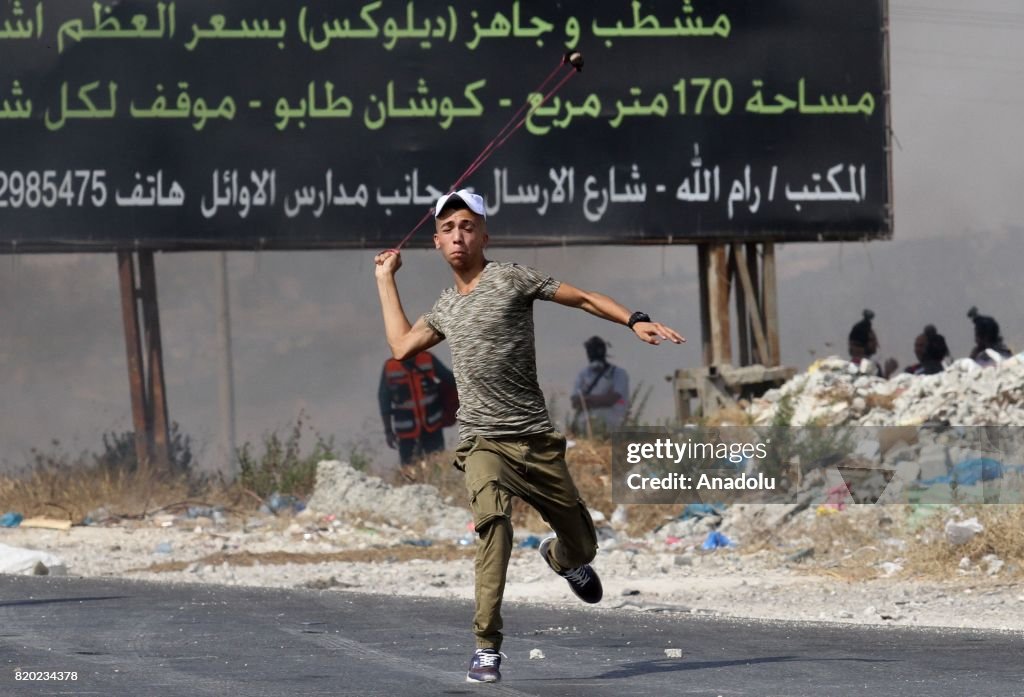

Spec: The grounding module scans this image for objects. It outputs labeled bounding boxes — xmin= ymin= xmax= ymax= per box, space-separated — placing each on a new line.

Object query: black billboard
xmin=0 ymin=0 xmax=891 ymax=252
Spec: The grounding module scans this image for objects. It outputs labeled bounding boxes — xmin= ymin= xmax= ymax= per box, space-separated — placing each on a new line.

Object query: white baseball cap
xmin=434 ymin=189 xmax=486 ymax=219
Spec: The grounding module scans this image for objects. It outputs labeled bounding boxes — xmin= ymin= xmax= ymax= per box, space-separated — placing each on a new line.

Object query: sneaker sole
xmin=466 ymin=675 xmax=501 ymax=683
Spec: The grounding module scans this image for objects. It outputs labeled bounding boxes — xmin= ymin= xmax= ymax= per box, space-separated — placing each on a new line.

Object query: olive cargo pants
xmin=454 ymin=431 xmax=599 ymax=651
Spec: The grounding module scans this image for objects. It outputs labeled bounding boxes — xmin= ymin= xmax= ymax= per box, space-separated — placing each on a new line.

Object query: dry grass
xmin=793 ymin=507 xmax=905 ymax=581
xmin=0 ymin=457 xmax=251 ymax=523
xmin=903 ymin=504 xmax=1024 ymax=579
xmin=767 ymin=503 xmax=1024 ymax=582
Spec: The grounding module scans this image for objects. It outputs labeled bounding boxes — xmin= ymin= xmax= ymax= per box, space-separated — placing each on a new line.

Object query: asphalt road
xmin=0 ymin=575 xmax=1020 ymax=697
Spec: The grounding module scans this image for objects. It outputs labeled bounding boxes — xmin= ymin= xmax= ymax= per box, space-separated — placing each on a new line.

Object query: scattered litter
xmin=621 ymin=588 xmax=641 ymax=596
xmin=0 ymin=543 xmax=67 ymax=576
xmin=153 ymin=514 xmax=177 ymax=528
xmin=921 ymin=458 xmax=1024 ymax=486
xmin=263 ymin=492 xmax=306 ymax=515
xmin=186 ymin=506 xmax=225 ymax=521
xmin=664 ymin=648 xmax=683 ymax=658
xmin=518 ymin=535 xmax=541 ymax=549
xmin=529 ymin=649 xmax=546 ymax=660
xmin=82 ymin=507 xmax=110 ymax=526
xmin=701 ymin=531 xmax=735 ymax=550
xmin=785 ymin=548 xmax=814 ymax=563
xmin=680 ymin=503 xmax=726 ymax=520
xmin=20 ymin=517 xmax=72 ymax=531
xmin=0 ymin=512 xmax=23 ymax=528
xmin=154 ymin=542 xmax=173 ymax=555
xmin=823 ymin=483 xmax=852 ymax=511
xmin=402 ymin=539 xmax=433 ymax=547
xmin=945 ymin=517 xmax=984 ymax=546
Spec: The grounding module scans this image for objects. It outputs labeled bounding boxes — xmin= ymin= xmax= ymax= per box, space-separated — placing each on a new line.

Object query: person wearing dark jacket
xmin=905 ymin=325 xmax=950 ymax=376
xmin=967 ymin=307 xmax=1012 ymax=366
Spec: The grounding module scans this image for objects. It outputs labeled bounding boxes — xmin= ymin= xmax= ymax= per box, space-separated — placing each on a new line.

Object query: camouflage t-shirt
xmin=423 ymin=261 xmax=560 ymax=440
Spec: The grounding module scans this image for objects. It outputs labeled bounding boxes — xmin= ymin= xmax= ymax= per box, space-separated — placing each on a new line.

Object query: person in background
xmin=378 ymin=350 xmax=457 ymax=475
xmin=848 ymin=309 xmax=897 ymax=377
xmin=904 ymin=325 xmax=950 ymax=376
xmin=968 ymin=307 xmax=1012 ymax=366
xmin=569 ymin=336 xmax=630 ymax=437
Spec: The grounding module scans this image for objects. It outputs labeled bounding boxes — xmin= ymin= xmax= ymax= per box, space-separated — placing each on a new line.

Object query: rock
xmin=307 ymin=460 xmax=470 ymax=532
xmin=878 ymin=561 xmax=903 ymax=577
xmin=854 ymin=439 xmax=881 ymax=460
xmin=982 ymin=554 xmax=1004 ymax=576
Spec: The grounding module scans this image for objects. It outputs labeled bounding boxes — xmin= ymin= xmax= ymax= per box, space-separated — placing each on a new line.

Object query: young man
xmin=374 ymin=189 xmax=684 ymax=683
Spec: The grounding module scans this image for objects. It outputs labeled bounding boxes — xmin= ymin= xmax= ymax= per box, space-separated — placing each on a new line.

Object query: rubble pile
xmin=306 ymin=460 xmax=471 ymax=537
xmin=749 ymin=355 xmax=1024 ymax=427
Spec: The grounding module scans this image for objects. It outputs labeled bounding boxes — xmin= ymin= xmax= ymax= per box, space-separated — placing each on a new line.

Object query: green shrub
xmin=237 ymin=412 xmax=338 ymax=498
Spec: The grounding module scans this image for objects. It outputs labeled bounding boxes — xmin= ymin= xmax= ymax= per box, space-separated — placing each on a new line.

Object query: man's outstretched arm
xmin=551 ymin=282 xmax=686 ymax=346
xmin=375 ymin=250 xmax=443 ymax=359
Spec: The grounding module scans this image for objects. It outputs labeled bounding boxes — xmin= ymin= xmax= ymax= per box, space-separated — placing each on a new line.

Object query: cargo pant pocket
xmin=467 ymin=478 xmax=511 ymax=534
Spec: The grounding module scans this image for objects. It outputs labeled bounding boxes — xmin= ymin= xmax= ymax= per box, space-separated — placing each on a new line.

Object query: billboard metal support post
xmin=116 ymin=251 xmax=171 ymax=471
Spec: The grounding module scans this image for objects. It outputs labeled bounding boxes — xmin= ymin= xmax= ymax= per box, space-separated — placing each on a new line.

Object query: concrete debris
xmin=306 ymin=460 xmax=471 ymax=533
xmin=750 ymin=354 xmax=1024 ymax=428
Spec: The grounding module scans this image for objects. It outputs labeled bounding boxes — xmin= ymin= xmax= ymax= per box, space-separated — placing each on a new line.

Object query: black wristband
xmin=627 ymin=311 xmax=651 ymax=329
